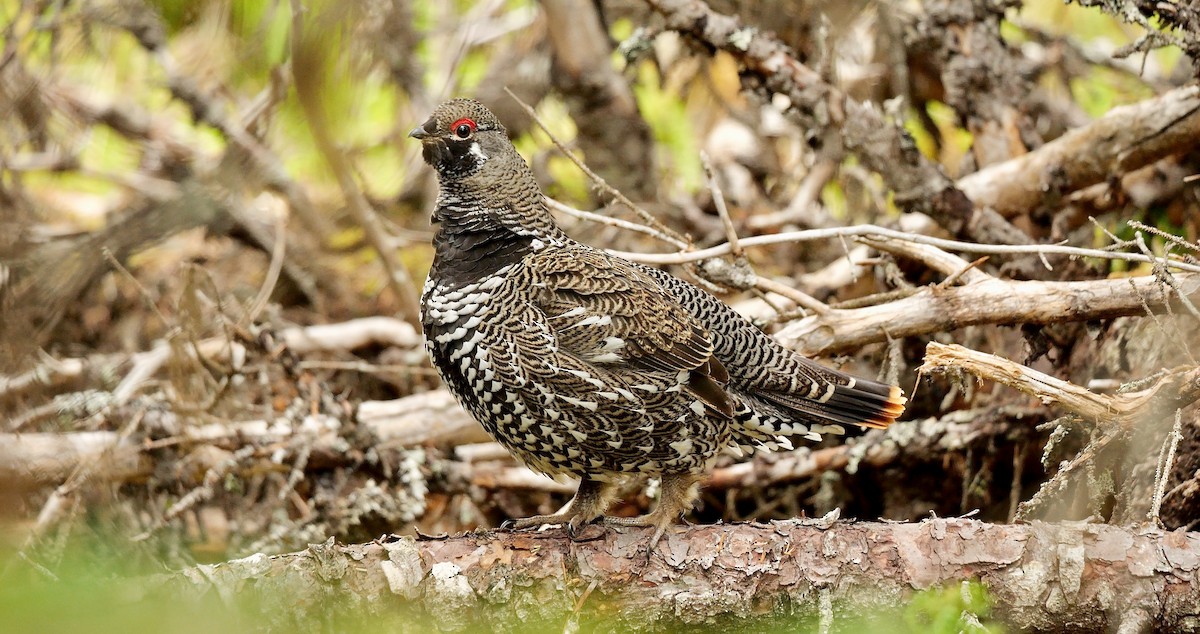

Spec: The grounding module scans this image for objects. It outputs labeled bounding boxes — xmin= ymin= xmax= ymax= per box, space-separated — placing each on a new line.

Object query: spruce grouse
xmin=411 ymin=99 xmax=906 ymax=546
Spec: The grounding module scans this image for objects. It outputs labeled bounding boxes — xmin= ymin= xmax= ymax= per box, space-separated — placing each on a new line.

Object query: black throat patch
xmin=424 ymin=138 xmax=485 ymax=178
xmin=428 ymin=216 xmax=535 ymax=289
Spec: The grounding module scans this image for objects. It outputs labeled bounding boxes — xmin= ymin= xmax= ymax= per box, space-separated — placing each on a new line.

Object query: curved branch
xmin=958 ymin=85 xmax=1200 ymax=219
xmin=777 ymin=272 xmax=1200 ymax=357
xmin=607 ymin=224 xmax=1200 ymax=273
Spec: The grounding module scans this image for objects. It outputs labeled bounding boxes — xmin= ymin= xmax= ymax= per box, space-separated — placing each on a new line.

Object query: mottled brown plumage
xmin=411 ymin=99 xmax=906 ymax=547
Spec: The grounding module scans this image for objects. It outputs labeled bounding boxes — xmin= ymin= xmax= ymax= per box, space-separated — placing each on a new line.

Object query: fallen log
xmin=154 ymin=519 xmax=1200 ymax=633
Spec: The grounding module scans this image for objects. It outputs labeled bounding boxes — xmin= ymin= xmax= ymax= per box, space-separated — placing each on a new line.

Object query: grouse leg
xmin=604 ymin=472 xmax=703 ymax=550
xmin=506 ymin=476 xmax=616 ymax=535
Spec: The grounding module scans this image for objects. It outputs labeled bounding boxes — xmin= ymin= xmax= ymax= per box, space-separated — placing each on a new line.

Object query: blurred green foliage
xmin=632 ymin=61 xmax=703 ymax=194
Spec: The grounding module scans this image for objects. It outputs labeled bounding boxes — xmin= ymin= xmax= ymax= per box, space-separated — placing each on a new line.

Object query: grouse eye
xmin=450 ymin=118 xmax=476 ymax=140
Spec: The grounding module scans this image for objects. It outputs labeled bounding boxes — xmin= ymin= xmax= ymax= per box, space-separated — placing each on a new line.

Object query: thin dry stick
xmin=289 ymin=0 xmax=422 ymax=326
xmin=116 ymin=8 xmax=336 ymax=239
xmin=858 ymin=236 xmax=993 ymax=285
xmin=701 ymin=150 xmax=742 ymax=258
xmin=607 ymin=223 xmax=1200 ymax=273
xmin=747 ymin=160 xmax=837 ymax=229
xmin=753 ymin=276 xmax=829 ymax=315
xmin=102 ymin=248 xmax=173 ymax=330
xmin=938 ymin=257 xmax=991 ymax=289
xmin=503 ymin=87 xmax=688 ymax=246
xmin=546 ymin=198 xmax=685 ymax=248
xmin=240 ymin=209 xmax=288 ymax=327
xmin=1149 ymin=409 xmax=1184 ymax=526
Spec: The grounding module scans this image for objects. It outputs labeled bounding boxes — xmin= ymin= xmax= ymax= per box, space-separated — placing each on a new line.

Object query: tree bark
xmin=154 ymin=519 xmax=1200 ymax=632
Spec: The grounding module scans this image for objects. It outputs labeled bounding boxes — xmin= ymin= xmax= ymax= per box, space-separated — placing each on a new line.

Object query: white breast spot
xmin=601 ymin=337 xmax=625 ymax=351
xmin=670 ymin=439 xmax=694 ymax=455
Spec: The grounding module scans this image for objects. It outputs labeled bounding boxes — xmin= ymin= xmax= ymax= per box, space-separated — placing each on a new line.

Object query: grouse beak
xmin=409 ymin=117 xmax=437 ymax=140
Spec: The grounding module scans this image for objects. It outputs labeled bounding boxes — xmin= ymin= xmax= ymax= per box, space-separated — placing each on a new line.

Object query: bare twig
xmin=702 ymin=151 xmax=741 ymax=258
xmin=918 ymin=343 xmax=1200 ymax=428
xmin=751 ymin=276 xmax=829 ymax=316
xmin=858 ymin=236 xmax=993 ymax=286
xmin=240 ymin=210 xmax=288 ymax=328
xmin=746 ymin=161 xmax=837 ymax=230
xmin=607 ymin=224 xmax=1200 ymax=273
xmin=288 ymin=0 xmax=421 ymax=326
xmin=1149 ymin=409 xmax=1185 ymax=526
xmin=503 ymin=87 xmax=688 ymax=246
xmin=546 ymin=198 xmax=685 ymax=248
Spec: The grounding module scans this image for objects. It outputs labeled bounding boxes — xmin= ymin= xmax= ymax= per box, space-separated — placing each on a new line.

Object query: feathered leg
xmin=507 ymin=476 xmax=616 ymax=534
xmin=604 ymin=472 xmax=703 ymax=549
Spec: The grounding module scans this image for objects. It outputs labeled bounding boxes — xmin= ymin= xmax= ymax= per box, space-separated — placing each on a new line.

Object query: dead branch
xmin=957 ymin=85 xmax=1200 ymax=219
xmin=0 ymin=390 xmax=484 ymax=485
xmin=0 ymin=317 xmax=422 ymax=404
xmin=280 ymin=317 xmax=422 ymax=353
xmin=642 ymin=0 xmax=1028 ymax=245
xmin=608 ymin=223 xmax=1200 ymax=273
xmin=919 ymin=343 xmax=1200 ymax=427
xmin=776 ymin=271 xmax=1200 ymax=357
xmin=153 ymin=520 xmax=1200 ymax=632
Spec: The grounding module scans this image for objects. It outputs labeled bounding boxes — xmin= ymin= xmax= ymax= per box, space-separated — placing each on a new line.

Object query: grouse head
xmin=411 ymin=99 xmax=556 ymax=236
xmin=409 ymin=98 xmax=511 ymax=180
